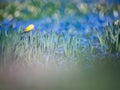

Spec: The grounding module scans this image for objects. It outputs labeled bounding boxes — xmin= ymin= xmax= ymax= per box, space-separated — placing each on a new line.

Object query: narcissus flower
xmin=24 ymin=24 xmax=34 ymax=33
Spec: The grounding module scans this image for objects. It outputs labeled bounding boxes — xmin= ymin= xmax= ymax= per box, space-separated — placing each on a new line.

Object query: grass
xmin=0 ymin=21 xmax=120 ymax=66
xmin=0 ymin=26 xmax=83 ymax=70
xmin=0 ymin=20 xmax=120 ymax=69
xmin=96 ymin=20 xmax=120 ymax=53
xmin=0 ymin=21 xmax=120 ymax=90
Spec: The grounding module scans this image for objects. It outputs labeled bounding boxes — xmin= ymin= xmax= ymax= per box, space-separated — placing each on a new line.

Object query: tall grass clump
xmin=0 ymin=27 xmax=21 ymax=70
xmin=96 ymin=20 xmax=120 ymax=53
xmin=0 ymin=26 xmax=84 ymax=71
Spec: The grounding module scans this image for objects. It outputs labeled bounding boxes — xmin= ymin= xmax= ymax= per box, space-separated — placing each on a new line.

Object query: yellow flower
xmin=24 ymin=24 xmax=34 ymax=33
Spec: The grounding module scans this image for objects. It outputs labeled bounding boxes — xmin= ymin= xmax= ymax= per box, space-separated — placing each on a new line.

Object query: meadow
xmin=0 ymin=0 xmax=120 ymax=90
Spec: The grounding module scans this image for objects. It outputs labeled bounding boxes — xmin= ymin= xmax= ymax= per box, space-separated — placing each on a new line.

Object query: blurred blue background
xmin=0 ymin=0 xmax=120 ymax=36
